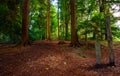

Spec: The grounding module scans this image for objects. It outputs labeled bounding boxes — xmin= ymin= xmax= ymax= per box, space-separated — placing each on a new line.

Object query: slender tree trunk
xmin=63 ymin=19 xmax=65 ymax=39
xmin=93 ymin=28 xmax=96 ymax=39
xmin=100 ymin=28 xmax=103 ymax=40
xmin=46 ymin=0 xmax=51 ymax=40
xmin=94 ymin=0 xmax=103 ymax=66
xmin=21 ymin=0 xmax=30 ymax=46
xmin=65 ymin=19 xmax=68 ymax=40
xmin=95 ymin=41 xmax=101 ymax=66
xmin=70 ymin=0 xmax=79 ymax=46
xmin=85 ymin=27 xmax=87 ymax=41
xmin=105 ymin=26 xmax=108 ymax=40
xmin=57 ymin=0 xmax=60 ymax=40
xmin=99 ymin=0 xmax=107 ymax=40
xmin=65 ymin=0 xmax=69 ymax=40
xmin=106 ymin=16 xmax=115 ymax=66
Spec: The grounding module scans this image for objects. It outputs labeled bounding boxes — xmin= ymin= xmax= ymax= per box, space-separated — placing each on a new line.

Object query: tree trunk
xmin=106 ymin=16 xmax=115 ymax=66
xmin=65 ymin=0 xmax=70 ymax=40
xmin=21 ymin=0 xmax=30 ymax=46
xmin=95 ymin=41 xmax=101 ymax=65
xmin=65 ymin=19 xmax=68 ymax=40
xmin=46 ymin=0 xmax=51 ymax=40
xmin=57 ymin=0 xmax=60 ymax=40
xmin=85 ymin=27 xmax=87 ymax=41
xmin=70 ymin=0 xmax=79 ymax=46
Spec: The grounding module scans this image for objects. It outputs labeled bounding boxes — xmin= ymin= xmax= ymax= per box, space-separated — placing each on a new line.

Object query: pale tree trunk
xmin=70 ymin=0 xmax=79 ymax=46
xmin=106 ymin=16 xmax=115 ymax=66
xmin=95 ymin=41 xmax=101 ymax=65
xmin=94 ymin=0 xmax=104 ymax=66
xmin=21 ymin=0 xmax=30 ymax=46
xmin=46 ymin=0 xmax=51 ymax=40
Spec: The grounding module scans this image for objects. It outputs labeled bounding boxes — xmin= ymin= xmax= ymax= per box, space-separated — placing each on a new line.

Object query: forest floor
xmin=0 ymin=40 xmax=120 ymax=76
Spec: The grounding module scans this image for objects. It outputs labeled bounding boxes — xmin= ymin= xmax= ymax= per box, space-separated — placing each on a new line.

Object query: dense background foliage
xmin=0 ymin=0 xmax=120 ymax=43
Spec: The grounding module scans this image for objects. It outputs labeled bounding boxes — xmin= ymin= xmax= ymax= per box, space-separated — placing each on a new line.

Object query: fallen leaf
xmin=64 ymin=62 xmax=67 ymax=65
xmin=45 ymin=67 xmax=49 ymax=70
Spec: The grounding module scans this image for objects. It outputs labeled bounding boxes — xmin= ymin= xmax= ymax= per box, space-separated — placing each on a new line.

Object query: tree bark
xmin=65 ymin=19 xmax=68 ymax=40
xmin=21 ymin=0 xmax=30 ymax=46
xmin=70 ymin=0 xmax=79 ymax=46
xmin=57 ymin=0 xmax=60 ymax=40
xmin=46 ymin=0 xmax=51 ymax=40
xmin=65 ymin=0 xmax=70 ymax=40
xmin=95 ymin=41 xmax=101 ymax=65
xmin=106 ymin=16 xmax=115 ymax=66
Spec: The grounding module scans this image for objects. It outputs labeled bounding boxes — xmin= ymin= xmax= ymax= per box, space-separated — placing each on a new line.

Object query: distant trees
xmin=0 ymin=0 xmax=119 ymax=50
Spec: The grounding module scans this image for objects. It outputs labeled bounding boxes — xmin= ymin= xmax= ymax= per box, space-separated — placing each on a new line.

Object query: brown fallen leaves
xmin=0 ymin=40 xmax=120 ymax=76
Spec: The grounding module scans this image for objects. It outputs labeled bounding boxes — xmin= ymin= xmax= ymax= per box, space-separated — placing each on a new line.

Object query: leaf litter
xmin=0 ymin=40 xmax=120 ymax=76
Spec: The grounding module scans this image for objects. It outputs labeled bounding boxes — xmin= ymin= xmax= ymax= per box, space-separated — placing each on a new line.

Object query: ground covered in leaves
xmin=0 ymin=40 xmax=120 ymax=76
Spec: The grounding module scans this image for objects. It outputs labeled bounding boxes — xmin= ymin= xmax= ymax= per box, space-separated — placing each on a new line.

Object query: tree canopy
xmin=0 ymin=0 xmax=120 ymax=43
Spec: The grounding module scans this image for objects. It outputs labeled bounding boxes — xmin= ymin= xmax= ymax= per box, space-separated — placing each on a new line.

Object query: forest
xmin=0 ymin=0 xmax=120 ymax=76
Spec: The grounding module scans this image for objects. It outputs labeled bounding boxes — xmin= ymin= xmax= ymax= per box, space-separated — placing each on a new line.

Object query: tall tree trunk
xmin=65 ymin=0 xmax=70 ymax=40
xmin=70 ymin=0 xmax=79 ymax=46
xmin=21 ymin=0 xmax=30 ymax=46
xmin=99 ymin=0 xmax=107 ymax=40
xmin=57 ymin=0 xmax=60 ymax=40
xmin=85 ymin=26 xmax=88 ymax=41
xmin=46 ymin=0 xmax=51 ymax=40
xmin=65 ymin=19 xmax=68 ymax=40
xmin=106 ymin=16 xmax=115 ymax=66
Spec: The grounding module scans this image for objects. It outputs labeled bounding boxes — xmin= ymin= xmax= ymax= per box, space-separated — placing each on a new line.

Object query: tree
xmin=20 ymin=0 xmax=30 ymax=46
xmin=29 ymin=0 xmax=47 ymax=40
xmin=65 ymin=0 xmax=70 ymax=40
xmin=46 ymin=0 xmax=51 ymax=40
xmin=105 ymin=1 xmax=115 ymax=66
xmin=57 ymin=0 xmax=60 ymax=39
xmin=58 ymin=0 xmax=70 ymax=41
xmin=70 ymin=0 xmax=79 ymax=46
xmin=106 ymin=15 xmax=115 ymax=66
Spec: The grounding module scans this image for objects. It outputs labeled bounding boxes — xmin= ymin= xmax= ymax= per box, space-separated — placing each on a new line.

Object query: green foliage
xmin=29 ymin=0 xmax=58 ymax=40
xmin=0 ymin=0 xmax=120 ymax=43
xmin=0 ymin=0 xmax=21 ymax=43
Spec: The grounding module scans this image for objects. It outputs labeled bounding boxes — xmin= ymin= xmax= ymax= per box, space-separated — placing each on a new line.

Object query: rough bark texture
xmin=46 ymin=0 xmax=51 ymax=40
xmin=106 ymin=16 xmax=115 ymax=66
xmin=21 ymin=0 xmax=30 ymax=46
xmin=70 ymin=0 xmax=79 ymax=46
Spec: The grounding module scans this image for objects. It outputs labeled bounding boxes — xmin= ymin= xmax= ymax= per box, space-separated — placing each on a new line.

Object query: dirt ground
xmin=0 ymin=40 xmax=120 ymax=76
